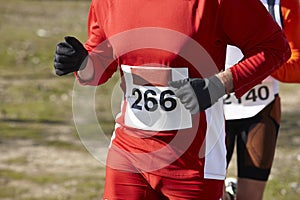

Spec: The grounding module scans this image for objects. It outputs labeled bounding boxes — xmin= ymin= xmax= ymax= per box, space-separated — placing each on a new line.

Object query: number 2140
xmin=224 ymin=86 xmax=270 ymax=104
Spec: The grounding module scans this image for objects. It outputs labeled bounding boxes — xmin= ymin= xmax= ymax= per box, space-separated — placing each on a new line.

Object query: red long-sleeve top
xmin=73 ymin=0 xmax=291 ymax=179
xmin=78 ymin=0 xmax=291 ymax=98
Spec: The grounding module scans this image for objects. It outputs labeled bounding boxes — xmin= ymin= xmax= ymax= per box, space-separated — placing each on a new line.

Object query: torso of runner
xmin=76 ymin=0 xmax=289 ymax=180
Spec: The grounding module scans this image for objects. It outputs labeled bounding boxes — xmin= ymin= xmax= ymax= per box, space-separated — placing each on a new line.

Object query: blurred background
xmin=0 ymin=0 xmax=299 ymax=199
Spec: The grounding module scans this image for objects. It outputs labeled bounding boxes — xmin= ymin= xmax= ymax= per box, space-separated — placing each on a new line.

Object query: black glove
xmin=169 ymin=75 xmax=226 ymax=114
xmin=54 ymin=36 xmax=88 ymax=76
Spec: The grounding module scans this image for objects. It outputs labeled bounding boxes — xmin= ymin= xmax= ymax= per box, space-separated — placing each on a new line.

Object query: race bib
xmin=223 ymin=77 xmax=278 ymax=119
xmin=224 ymin=45 xmax=279 ymax=120
xmin=224 ymin=81 xmax=275 ymax=107
xmin=121 ymin=65 xmax=192 ymax=131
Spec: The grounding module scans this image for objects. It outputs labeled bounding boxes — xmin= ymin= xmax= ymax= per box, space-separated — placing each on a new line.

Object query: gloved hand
xmin=169 ymin=75 xmax=226 ymax=114
xmin=54 ymin=36 xmax=88 ymax=76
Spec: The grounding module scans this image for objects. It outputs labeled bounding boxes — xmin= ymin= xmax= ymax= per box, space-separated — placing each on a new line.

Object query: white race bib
xmin=223 ymin=45 xmax=279 ymax=120
xmin=121 ymin=65 xmax=192 ymax=131
xmin=223 ymin=77 xmax=278 ymax=120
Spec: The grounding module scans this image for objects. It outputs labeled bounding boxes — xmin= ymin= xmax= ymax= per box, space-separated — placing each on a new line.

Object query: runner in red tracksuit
xmin=54 ymin=0 xmax=291 ymax=199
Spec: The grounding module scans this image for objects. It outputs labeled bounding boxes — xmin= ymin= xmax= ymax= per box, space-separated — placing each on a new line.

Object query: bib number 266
xmin=131 ymin=88 xmax=177 ymax=112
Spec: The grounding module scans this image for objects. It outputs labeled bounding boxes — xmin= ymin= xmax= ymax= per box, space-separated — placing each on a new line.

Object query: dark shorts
xmin=225 ymin=96 xmax=281 ymax=181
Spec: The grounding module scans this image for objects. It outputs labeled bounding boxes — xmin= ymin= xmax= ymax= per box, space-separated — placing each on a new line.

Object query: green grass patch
xmin=5 ymin=156 xmax=29 ymax=165
xmin=277 ymin=112 xmax=300 ymax=147
xmin=0 ymin=121 xmax=45 ymax=140
xmin=264 ymin=178 xmax=300 ymax=200
xmin=0 ymin=169 xmax=26 ymax=180
xmin=0 ymin=186 xmax=28 ymax=199
xmin=0 ymin=168 xmax=105 ymax=200
xmin=44 ymin=140 xmax=83 ymax=151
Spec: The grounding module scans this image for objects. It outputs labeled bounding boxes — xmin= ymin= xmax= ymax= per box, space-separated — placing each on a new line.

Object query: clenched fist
xmin=54 ymin=36 xmax=88 ymax=76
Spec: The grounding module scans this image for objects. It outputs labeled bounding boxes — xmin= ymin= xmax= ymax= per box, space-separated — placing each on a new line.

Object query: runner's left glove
xmin=54 ymin=36 xmax=88 ymax=76
xmin=169 ymin=75 xmax=226 ymax=114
